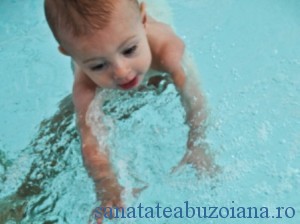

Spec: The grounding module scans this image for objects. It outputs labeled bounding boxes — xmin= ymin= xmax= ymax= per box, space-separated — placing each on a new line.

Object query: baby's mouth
xmin=118 ymin=76 xmax=139 ymax=90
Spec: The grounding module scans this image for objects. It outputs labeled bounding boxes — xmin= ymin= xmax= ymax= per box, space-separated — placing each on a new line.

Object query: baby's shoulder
xmin=147 ymin=20 xmax=185 ymax=72
xmin=147 ymin=19 xmax=175 ymax=46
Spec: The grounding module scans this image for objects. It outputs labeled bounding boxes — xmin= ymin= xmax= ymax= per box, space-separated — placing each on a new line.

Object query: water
xmin=0 ymin=0 xmax=299 ymax=223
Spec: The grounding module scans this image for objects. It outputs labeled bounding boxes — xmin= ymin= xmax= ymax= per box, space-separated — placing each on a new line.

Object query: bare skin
xmin=58 ymin=2 xmax=215 ymax=223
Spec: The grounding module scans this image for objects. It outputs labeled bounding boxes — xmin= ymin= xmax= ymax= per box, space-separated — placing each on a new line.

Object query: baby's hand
xmin=89 ymin=181 xmax=148 ymax=224
xmin=92 ymin=176 xmax=124 ymax=224
xmin=172 ymin=142 xmax=219 ymax=176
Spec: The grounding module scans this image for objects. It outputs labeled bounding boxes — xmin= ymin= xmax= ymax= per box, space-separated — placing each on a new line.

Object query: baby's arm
xmin=159 ymin=40 xmax=215 ymax=172
xmin=172 ymin=58 xmax=215 ymax=173
xmin=72 ymin=70 xmax=123 ymax=222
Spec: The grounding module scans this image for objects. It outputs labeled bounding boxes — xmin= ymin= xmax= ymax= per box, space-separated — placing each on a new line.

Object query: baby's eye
xmin=91 ymin=63 xmax=106 ymax=71
xmin=123 ymin=45 xmax=137 ymax=56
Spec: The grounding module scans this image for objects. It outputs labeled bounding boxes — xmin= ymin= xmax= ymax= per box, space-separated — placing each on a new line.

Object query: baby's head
xmin=45 ymin=0 xmax=152 ymax=90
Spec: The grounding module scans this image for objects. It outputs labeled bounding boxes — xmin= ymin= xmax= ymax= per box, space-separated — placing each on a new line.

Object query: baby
xmin=44 ymin=0 xmax=213 ymax=222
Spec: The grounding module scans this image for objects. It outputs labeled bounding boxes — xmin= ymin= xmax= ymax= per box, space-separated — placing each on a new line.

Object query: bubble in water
xmin=257 ymin=121 xmax=272 ymax=141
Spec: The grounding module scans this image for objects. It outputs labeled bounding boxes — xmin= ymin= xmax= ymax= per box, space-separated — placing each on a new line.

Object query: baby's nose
xmin=113 ymin=63 xmax=130 ymax=80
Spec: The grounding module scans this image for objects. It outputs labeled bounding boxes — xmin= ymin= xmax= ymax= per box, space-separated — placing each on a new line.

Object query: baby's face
xmin=62 ymin=1 xmax=151 ymax=90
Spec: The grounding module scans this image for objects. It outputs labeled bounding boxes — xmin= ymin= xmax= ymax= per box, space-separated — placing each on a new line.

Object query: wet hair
xmin=44 ymin=0 xmax=139 ymax=43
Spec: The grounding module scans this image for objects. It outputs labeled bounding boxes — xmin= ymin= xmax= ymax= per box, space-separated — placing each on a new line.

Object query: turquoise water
xmin=0 ymin=0 xmax=299 ymax=223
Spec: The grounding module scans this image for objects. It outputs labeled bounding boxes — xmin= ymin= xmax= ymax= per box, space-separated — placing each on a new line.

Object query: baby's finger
xmin=94 ymin=205 xmax=109 ymax=224
xmin=97 ymin=216 xmax=103 ymax=224
xmin=100 ymin=201 xmax=115 ymax=220
xmin=88 ymin=207 xmax=101 ymax=224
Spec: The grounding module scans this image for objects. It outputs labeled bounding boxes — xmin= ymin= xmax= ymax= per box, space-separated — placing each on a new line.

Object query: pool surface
xmin=0 ymin=0 xmax=299 ymax=223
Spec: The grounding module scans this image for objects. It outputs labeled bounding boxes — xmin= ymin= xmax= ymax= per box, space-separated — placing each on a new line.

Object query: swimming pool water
xmin=0 ymin=0 xmax=299 ymax=223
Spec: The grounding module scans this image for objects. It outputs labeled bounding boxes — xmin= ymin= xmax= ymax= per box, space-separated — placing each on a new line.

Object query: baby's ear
xmin=58 ymin=46 xmax=69 ymax=56
xmin=139 ymin=2 xmax=147 ymax=25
